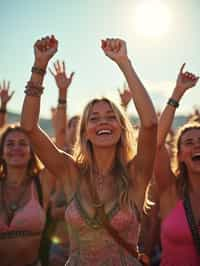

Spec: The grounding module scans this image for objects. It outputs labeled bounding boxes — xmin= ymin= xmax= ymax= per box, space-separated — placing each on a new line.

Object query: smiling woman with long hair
xmin=21 ymin=35 xmax=157 ymax=266
xmin=154 ymin=64 xmax=200 ymax=266
xmin=0 ymin=124 xmax=55 ymax=266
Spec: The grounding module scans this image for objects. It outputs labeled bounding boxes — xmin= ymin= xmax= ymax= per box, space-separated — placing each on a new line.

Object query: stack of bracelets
xmin=24 ymin=66 xmax=46 ymax=97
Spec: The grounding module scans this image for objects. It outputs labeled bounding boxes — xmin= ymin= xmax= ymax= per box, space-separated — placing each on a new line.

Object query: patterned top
xmin=0 ymin=182 xmax=45 ymax=234
xmin=64 ymin=192 xmax=141 ymax=266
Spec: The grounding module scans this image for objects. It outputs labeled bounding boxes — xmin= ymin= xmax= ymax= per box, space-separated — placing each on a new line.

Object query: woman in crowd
xmin=0 ymin=124 xmax=55 ymax=266
xmin=48 ymin=59 xmax=75 ymax=266
xmin=21 ymin=35 xmax=157 ymax=265
xmin=155 ymin=63 xmax=199 ymax=265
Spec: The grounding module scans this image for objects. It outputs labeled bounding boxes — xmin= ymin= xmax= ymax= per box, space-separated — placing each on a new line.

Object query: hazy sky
xmin=1 ymin=0 xmax=200 ymax=118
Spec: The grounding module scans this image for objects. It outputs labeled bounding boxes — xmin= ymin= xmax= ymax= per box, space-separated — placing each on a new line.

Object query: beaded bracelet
xmin=24 ymin=81 xmax=44 ymax=97
xmin=31 ymin=66 xmax=46 ymax=76
xmin=167 ymin=98 xmax=179 ymax=108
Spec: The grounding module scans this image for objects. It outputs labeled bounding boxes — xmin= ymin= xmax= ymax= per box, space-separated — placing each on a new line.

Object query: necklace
xmin=94 ymin=173 xmax=105 ymax=192
xmin=1 ymin=179 xmax=30 ymax=225
xmin=93 ymin=166 xmax=115 ymax=192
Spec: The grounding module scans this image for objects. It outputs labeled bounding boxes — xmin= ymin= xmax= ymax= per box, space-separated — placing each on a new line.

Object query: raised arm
xmin=21 ymin=36 xmax=76 ymax=183
xmin=155 ymin=64 xmax=199 ymax=192
xmin=102 ymin=38 xmax=157 ymax=187
xmin=0 ymin=81 xmax=14 ymax=128
xmin=158 ymin=63 xmax=199 ymax=148
xmin=49 ymin=60 xmax=74 ymax=149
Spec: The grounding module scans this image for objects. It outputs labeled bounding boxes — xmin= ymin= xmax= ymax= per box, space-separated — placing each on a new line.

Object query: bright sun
xmin=134 ymin=0 xmax=171 ymax=37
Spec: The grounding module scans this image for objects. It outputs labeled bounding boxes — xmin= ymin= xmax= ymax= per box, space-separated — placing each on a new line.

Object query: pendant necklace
xmin=1 ymin=179 xmax=30 ymax=225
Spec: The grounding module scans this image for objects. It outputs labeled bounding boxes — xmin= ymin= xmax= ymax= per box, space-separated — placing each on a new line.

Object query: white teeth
xmin=97 ymin=129 xmax=112 ymax=135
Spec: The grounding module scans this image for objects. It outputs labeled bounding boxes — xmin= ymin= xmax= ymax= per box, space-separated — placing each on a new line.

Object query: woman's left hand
xmin=176 ymin=63 xmax=199 ymax=93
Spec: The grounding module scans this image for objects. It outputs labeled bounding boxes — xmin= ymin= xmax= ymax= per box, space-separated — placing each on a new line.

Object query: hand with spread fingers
xmin=0 ymin=80 xmax=14 ymax=108
xmin=49 ymin=60 xmax=74 ymax=92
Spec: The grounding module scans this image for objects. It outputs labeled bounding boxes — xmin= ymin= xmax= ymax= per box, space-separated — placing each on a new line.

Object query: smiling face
xmin=85 ymin=100 xmax=122 ymax=148
xmin=178 ymin=128 xmax=200 ymax=174
xmin=2 ymin=130 xmax=31 ymax=168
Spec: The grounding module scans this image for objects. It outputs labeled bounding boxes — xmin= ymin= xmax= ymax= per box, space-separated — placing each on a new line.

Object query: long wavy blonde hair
xmin=73 ymin=97 xmax=137 ymax=207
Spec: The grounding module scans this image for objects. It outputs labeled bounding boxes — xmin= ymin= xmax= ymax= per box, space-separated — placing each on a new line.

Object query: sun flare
xmin=134 ymin=0 xmax=171 ymax=37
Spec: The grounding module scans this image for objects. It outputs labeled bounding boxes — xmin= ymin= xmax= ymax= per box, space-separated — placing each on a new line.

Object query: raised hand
xmin=0 ymin=80 xmax=14 ymax=107
xmin=118 ymin=83 xmax=132 ymax=108
xmin=176 ymin=63 xmax=199 ymax=94
xmin=101 ymin=38 xmax=128 ymax=64
xmin=49 ymin=60 xmax=74 ymax=91
xmin=34 ymin=35 xmax=58 ymax=68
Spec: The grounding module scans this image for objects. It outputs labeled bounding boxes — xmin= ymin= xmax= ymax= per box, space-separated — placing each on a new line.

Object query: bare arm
xmin=49 ymin=60 xmax=74 ymax=149
xmin=101 ymin=38 xmax=157 ymax=188
xmin=155 ymin=64 xmax=199 ymax=192
xmin=21 ymin=36 xmax=77 ymax=185
xmin=158 ymin=63 xmax=199 ymax=148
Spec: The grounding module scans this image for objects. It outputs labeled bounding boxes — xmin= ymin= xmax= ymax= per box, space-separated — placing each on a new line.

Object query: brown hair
xmin=0 ymin=124 xmax=42 ymax=179
xmin=172 ymin=122 xmax=200 ymax=196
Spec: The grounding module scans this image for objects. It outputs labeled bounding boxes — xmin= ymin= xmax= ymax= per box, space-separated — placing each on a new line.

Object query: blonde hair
xmin=73 ymin=97 xmax=137 ymax=207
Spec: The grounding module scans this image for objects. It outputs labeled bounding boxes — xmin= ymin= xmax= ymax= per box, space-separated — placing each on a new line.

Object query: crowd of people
xmin=0 ymin=35 xmax=199 ymax=266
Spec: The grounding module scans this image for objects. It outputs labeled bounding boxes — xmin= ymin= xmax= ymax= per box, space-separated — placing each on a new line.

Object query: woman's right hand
xmin=34 ymin=35 xmax=58 ymax=68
